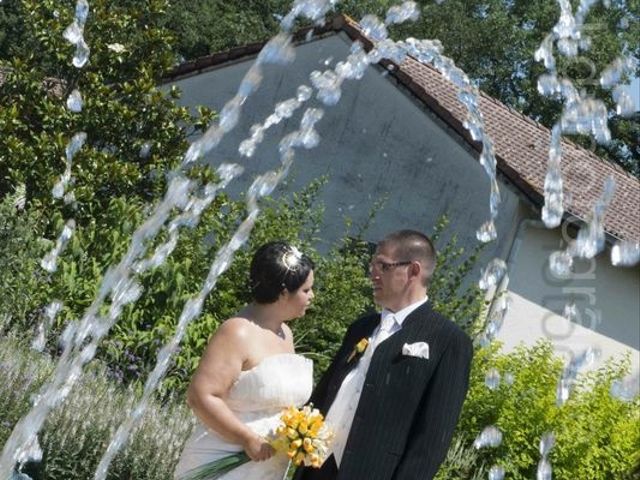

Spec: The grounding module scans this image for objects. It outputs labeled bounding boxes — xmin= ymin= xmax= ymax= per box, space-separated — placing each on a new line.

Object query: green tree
xmin=162 ymin=0 xmax=292 ymax=60
xmin=0 ymin=0 xmax=29 ymax=61
xmin=0 ymin=0 xmax=216 ymax=372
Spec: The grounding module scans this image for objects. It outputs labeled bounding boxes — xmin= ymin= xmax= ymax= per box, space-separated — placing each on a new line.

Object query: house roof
xmin=165 ymin=15 xmax=640 ymax=243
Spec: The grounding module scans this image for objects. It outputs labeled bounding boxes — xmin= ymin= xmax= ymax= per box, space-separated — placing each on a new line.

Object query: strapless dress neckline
xmin=175 ymin=352 xmax=313 ymax=480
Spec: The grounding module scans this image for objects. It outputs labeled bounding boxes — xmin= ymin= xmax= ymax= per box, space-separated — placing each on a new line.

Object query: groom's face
xmin=369 ymin=242 xmax=411 ymax=311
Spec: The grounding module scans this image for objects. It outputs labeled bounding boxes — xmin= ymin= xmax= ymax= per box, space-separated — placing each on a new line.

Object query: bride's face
xmin=282 ymin=270 xmax=315 ymax=319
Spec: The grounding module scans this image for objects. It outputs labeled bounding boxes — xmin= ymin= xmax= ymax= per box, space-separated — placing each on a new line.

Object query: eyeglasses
xmin=369 ymin=260 xmax=413 ymax=273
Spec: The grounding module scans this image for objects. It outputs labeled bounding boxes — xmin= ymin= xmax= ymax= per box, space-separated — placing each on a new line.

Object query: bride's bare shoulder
xmin=214 ymin=316 xmax=254 ymax=340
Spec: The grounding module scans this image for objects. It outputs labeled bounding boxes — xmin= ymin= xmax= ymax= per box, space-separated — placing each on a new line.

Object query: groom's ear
xmin=409 ymin=261 xmax=422 ymax=281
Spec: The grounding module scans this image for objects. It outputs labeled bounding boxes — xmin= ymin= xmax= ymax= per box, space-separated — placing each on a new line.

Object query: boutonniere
xmin=347 ymin=338 xmax=369 ymax=362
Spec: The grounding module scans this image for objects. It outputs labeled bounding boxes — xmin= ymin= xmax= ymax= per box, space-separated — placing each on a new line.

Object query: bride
xmin=174 ymin=241 xmax=315 ymax=480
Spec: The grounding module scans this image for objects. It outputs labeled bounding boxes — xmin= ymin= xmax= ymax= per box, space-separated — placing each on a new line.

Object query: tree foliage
xmin=158 ymin=0 xmax=640 ymax=176
xmin=389 ymin=0 xmax=639 ymax=176
xmin=443 ymin=342 xmax=640 ymax=480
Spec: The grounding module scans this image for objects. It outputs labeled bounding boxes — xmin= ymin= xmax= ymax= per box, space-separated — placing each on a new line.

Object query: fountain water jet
xmin=1 ymin=0 xmax=637 ymax=478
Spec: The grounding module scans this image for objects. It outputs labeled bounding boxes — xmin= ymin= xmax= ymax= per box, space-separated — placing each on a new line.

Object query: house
xmin=163 ymin=15 xmax=640 ymax=377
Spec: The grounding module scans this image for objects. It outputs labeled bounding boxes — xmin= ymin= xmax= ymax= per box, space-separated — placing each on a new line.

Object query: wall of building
xmin=499 ymin=221 xmax=640 ymax=375
xmin=170 ymin=33 xmax=522 ymax=263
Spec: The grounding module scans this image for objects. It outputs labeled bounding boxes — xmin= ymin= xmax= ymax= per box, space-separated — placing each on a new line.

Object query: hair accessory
xmin=282 ymin=245 xmax=303 ymax=271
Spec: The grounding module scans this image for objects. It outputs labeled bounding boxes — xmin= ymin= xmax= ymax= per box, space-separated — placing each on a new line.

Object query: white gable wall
xmin=171 ymin=33 xmax=523 ymax=261
xmin=501 ymin=222 xmax=640 ymax=375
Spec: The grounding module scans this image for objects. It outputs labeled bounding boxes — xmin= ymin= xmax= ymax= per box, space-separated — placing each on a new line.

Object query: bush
xmin=0 ymin=190 xmax=51 ymax=336
xmin=436 ymin=341 xmax=640 ymax=480
xmin=0 ymin=336 xmax=193 ymax=480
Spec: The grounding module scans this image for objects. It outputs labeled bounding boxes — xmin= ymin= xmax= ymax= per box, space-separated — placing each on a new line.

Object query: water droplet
xmin=537 ymin=458 xmax=552 ymax=480
xmin=549 ymin=250 xmax=573 ymax=277
xmin=45 ymin=301 xmax=63 ymax=320
xmin=503 ymin=372 xmax=515 ymax=385
xmin=359 ymin=15 xmax=388 ymax=42
xmin=557 ymin=347 xmax=601 ymax=404
xmin=310 ymin=69 xmax=342 ymax=105
xmin=219 ymin=97 xmax=241 ymax=132
xmin=63 ymin=192 xmax=76 ymax=205
xmin=52 ymin=180 xmax=65 ymax=199
xmin=139 ymin=142 xmax=152 ymax=159
xmin=73 ymin=39 xmax=90 ymax=68
xmin=538 ymin=73 xmax=560 ymax=96
xmin=573 ymin=176 xmax=615 ymax=259
xmin=476 ymin=221 xmax=497 ymax=243
xmin=485 ymin=368 xmax=501 ymax=390
xmin=542 ymin=171 xmax=563 ymax=228
xmin=488 ymin=465 xmax=505 ymax=480
xmin=478 ymin=258 xmax=507 ymax=290
xmin=238 ymin=139 xmax=256 ymax=158
xmin=614 ymin=88 xmax=635 ymax=116
xmin=385 ymin=2 xmax=420 ymax=25
xmin=63 ymin=22 xmax=83 ymax=44
xmin=258 ymin=33 xmax=295 ymax=65
xmin=473 ymin=425 xmax=503 ymax=449
xmin=600 ymin=57 xmax=636 ymax=89
xmin=59 ymin=321 xmax=78 ymax=350
xmin=534 ymin=35 xmax=555 ymax=70
xmin=41 ymin=220 xmax=76 ymax=273
xmin=75 ymin=0 xmax=89 ymax=26
xmin=238 ymin=68 xmax=263 ymax=98
xmin=540 ymin=432 xmax=555 ymax=457
xmin=16 ymin=435 xmax=42 ymax=465
xmin=66 ymin=131 xmax=87 ymax=161
xmin=463 ymin=119 xmax=483 ymax=141
xmin=610 ymin=374 xmax=639 ymax=401
xmin=563 ymin=302 xmax=577 ymax=321
xmin=561 ymin=98 xmax=611 ymax=143
xmin=611 ymin=240 xmax=640 ymax=266
xmin=297 ymin=85 xmax=312 ymax=102
xmin=275 ymin=98 xmax=299 ymax=119
xmin=66 ymin=89 xmax=83 ymax=112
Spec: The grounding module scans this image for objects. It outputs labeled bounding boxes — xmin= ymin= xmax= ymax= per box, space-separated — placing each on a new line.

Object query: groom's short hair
xmin=380 ymin=230 xmax=436 ymax=287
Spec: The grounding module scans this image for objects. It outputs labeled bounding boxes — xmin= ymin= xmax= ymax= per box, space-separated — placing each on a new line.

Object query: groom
xmin=295 ymin=230 xmax=473 ymax=480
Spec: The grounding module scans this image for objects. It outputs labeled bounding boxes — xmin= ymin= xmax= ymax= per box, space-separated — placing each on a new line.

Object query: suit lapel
xmin=371 ymin=301 xmax=443 ymax=365
xmin=342 ymin=315 xmax=379 ymax=370
xmin=320 ymin=315 xmax=379 ymax=412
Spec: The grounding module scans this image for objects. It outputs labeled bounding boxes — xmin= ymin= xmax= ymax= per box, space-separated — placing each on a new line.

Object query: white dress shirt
xmin=325 ymin=296 xmax=428 ymax=465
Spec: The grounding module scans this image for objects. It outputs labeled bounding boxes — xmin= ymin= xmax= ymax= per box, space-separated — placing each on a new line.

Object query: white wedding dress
xmin=174 ymin=353 xmax=313 ymax=480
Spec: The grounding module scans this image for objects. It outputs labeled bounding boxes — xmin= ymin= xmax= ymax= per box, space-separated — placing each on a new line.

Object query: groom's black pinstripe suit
xmin=294 ymin=301 xmax=472 ymax=480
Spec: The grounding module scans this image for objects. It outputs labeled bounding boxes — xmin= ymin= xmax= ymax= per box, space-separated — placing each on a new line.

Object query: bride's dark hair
xmin=250 ymin=241 xmax=314 ymax=304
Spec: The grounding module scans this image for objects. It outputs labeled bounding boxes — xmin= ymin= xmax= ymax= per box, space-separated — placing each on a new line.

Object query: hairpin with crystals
xmin=282 ymin=245 xmax=303 ymax=272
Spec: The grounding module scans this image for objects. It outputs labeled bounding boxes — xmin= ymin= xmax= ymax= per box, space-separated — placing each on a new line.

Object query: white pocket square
xmin=402 ymin=342 xmax=429 ymax=359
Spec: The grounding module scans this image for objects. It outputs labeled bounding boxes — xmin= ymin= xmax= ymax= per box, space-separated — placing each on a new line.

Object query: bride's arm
xmin=186 ymin=317 xmax=274 ymax=461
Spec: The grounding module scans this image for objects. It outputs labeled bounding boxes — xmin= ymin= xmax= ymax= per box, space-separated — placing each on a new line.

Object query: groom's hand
xmin=243 ymin=434 xmax=276 ymax=461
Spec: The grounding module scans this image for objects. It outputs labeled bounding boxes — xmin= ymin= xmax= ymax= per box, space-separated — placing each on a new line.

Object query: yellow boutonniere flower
xmin=347 ymin=338 xmax=369 ymax=362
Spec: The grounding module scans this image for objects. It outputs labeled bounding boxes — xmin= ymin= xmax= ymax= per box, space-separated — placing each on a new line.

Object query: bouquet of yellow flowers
xmin=181 ymin=404 xmax=333 ymax=480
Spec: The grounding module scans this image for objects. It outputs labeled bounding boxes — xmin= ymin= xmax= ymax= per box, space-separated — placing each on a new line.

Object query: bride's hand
xmin=242 ymin=434 xmax=275 ymax=462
